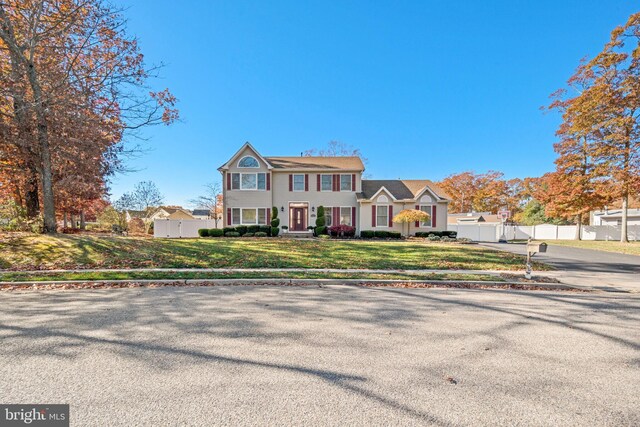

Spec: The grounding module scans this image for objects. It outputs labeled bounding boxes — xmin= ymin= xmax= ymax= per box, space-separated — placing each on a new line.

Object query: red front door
xmin=291 ymin=207 xmax=306 ymax=231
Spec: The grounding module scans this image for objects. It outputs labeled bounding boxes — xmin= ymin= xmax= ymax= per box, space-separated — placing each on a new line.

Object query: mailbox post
xmin=525 ymin=238 xmax=547 ymax=279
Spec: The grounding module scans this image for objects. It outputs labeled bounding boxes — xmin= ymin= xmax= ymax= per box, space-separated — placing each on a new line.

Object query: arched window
xmin=377 ymin=195 xmax=389 ymax=203
xmin=420 ymin=195 xmax=433 ymax=203
xmin=238 ymin=156 xmax=259 ymax=168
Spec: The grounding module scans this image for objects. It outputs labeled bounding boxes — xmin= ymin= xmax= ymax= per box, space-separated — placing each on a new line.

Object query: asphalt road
xmin=1 ymin=285 xmax=638 ymax=426
xmin=481 ymin=242 xmax=640 ymax=273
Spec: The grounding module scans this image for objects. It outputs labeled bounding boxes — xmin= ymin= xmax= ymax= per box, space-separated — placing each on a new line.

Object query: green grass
xmin=0 ymin=270 xmax=501 ymax=283
xmin=540 ymin=240 xmax=640 ymax=256
xmin=0 ymin=233 xmax=542 ymax=271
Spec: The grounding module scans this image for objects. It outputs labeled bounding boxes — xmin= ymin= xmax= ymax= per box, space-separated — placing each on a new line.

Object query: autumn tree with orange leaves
xmin=548 ymin=12 xmax=640 ymax=242
xmin=0 ymin=0 xmax=178 ymax=233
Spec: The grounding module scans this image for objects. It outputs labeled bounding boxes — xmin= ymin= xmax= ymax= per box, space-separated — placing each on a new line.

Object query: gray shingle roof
xmin=359 ymin=180 xmax=450 ymax=201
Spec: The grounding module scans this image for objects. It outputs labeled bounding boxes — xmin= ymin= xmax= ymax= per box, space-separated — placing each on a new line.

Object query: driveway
xmin=481 ymin=242 xmax=640 ymax=292
xmin=1 ymin=286 xmax=638 ymax=426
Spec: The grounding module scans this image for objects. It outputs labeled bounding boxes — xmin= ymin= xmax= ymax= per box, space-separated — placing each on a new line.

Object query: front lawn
xmin=544 ymin=240 xmax=640 ymax=256
xmin=0 ymin=233 xmax=540 ymax=271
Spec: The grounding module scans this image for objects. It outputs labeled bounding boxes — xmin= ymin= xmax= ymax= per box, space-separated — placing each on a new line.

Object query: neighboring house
xmin=125 ymin=210 xmax=146 ymax=222
xmin=150 ymin=206 xmax=195 ymax=220
xmin=191 ymin=209 xmax=212 ymax=220
xmin=448 ymin=212 xmax=502 ymax=225
xmin=591 ymin=208 xmax=640 ymax=226
xmin=218 ymin=142 xmax=450 ymax=235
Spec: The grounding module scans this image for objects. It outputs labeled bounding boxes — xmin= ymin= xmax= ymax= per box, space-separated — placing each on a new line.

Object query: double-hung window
xmin=420 ymin=205 xmax=432 ymax=227
xmin=340 ymin=174 xmax=352 ymax=191
xmin=376 ymin=205 xmax=388 ymax=227
xmin=325 ymin=207 xmax=333 ymax=227
xmin=340 ymin=207 xmax=352 ymax=226
xmin=231 ymin=208 xmax=269 ymax=225
xmin=320 ymin=175 xmax=332 ymax=191
xmin=231 ymin=173 xmax=266 ymax=190
xmin=293 ymin=174 xmax=305 ymax=191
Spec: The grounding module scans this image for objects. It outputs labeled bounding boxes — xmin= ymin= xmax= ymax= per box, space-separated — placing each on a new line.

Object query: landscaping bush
xmin=360 ymin=230 xmax=374 ymax=238
xmin=271 ymin=227 xmax=280 ymax=237
xmin=388 ymin=231 xmax=402 ymax=239
xmin=315 ymin=226 xmax=326 ymax=236
xmin=427 ymin=234 xmax=441 ymax=241
xmin=242 ymin=232 xmax=254 ymax=237
xmin=223 ymin=227 xmax=235 ymax=234
xmin=415 ymin=231 xmax=457 ymax=238
xmin=259 ymin=225 xmax=271 ymax=235
xmin=373 ymin=230 xmax=389 ymax=238
xmin=225 ymin=231 xmax=240 ymax=237
xmin=328 ymin=224 xmax=356 ymax=238
xmin=271 ymin=207 xmax=280 ymax=227
xmin=247 ymin=225 xmax=261 ymax=233
xmin=198 ymin=228 xmax=209 ymax=237
xmin=235 ymin=225 xmax=248 ymax=236
xmin=254 ymin=232 xmax=268 ymax=237
xmin=441 ymin=236 xmax=453 ymax=242
xmin=457 ymin=237 xmax=473 ymax=244
xmin=208 ymin=229 xmax=223 ymax=237
xmin=316 ymin=206 xmax=326 ymax=228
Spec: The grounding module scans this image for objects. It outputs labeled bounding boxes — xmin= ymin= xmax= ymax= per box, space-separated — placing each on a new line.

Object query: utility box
xmin=527 ymin=242 xmax=547 ymax=253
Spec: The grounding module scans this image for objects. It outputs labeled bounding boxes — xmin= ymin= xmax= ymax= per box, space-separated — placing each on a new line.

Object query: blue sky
xmin=108 ymin=1 xmax=638 ymax=206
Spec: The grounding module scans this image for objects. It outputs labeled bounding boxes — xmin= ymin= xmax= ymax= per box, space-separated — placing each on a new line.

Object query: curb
xmin=0 ymin=278 xmax=581 ymax=291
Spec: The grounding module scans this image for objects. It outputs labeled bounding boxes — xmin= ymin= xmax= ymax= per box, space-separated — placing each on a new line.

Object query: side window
xmin=293 ymin=174 xmax=305 ymax=191
xmin=231 ymin=173 xmax=240 ymax=190
xmin=232 ymin=208 xmax=241 ymax=224
xmin=340 ymin=174 xmax=352 ymax=191
xmin=340 ymin=207 xmax=352 ymax=226
xmin=321 ymin=175 xmax=332 ymax=191
xmin=325 ymin=207 xmax=333 ymax=226
xmin=238 ymin=156 xmax=259 ymax=168
xmin=420 ymin=205 xmax=432 ymax=227
xmin=257 ymin=173 xmax=266 ymax=190
xmin=376 ymin=205 xmax=388 ymax=227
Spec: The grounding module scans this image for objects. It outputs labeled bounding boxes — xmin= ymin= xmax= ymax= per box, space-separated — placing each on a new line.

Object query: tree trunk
xmin=574 ymin=214 xmax=582 ymax=240
xmin=63 ymin=212 xmax=68 ymax=229
xmin=620 ymin=195 xmax=628 ymax=243
xmin=24 ymin=174 xmax=40 ymax=218
xmin=26 ymin=63 xmax=57 ymax=233
xmin=80 ymin=211 xmax=85 ymax=230
xmin=70 ymin=213 xmax=76 ymax=229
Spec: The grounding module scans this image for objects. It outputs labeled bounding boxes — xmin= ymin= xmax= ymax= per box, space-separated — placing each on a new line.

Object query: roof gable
xmin=218 ymin=142 xmax=273 ymax=171
xmin=360 ymin=180 xmax=451 ymax=201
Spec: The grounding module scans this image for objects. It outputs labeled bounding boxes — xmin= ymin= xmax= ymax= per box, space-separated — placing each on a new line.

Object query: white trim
xmin=418 ymin=204 xmax=433 ymax=228
xmin=218 ymin=142 xmax=273 ymax=171
xmin=292 ymin=173 xmax=306 ymax=192
xmin=319 ymin=174 xmax=333 ymax=192
xmin=367 ymin=186 xmax=397 ymax=202
xmin=237 ymin=155 xmax=260 ymax=168
xmin=288 ymin=201 xmax=310 ymax=231
xmin=339 ymin=174 xmax=353 ymax=192
xmin=230 ymin=207 xmax=270 ymax=225
xmin=373 ymin=204 xmax=389 ymax=228
xmin=414 ymin=185 xmax=441 ymax=202
xmin=338 ymin=205 xmax=354 ymax=226
xmin=231 ymin=172 xmax=267 ymax=191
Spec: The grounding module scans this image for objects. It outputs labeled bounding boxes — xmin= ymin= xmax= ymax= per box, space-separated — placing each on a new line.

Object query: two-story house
xmin=218 ymin=142 xmax=450 ymax=235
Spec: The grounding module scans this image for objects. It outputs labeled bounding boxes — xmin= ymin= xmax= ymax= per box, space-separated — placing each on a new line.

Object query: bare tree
xmin=303 ymin=141 xmax=369 ymax=177
xmin=131 ymin=181 xmax=163 ymax=232
xmin=189 ymin=182 xmax=223 ymax=227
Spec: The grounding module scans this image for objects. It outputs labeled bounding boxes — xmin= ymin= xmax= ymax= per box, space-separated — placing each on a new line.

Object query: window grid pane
xmin=420 ymin=206 xmax=432 ymax=227
xmin=340 ymin=175 xmax=352 ymax=191
xmin=325 ymin=207 xmax=332 ymax=226
xmin=241 ymin=173 xmax=257 ymax=190
xmin=376 ymin=205 xmax=387 ymax=226
xmin=340 ymin=207 xmax=352 ymax=226
xmin=232 ymin=208 xmax=240 ymax=224
xmin=242 ymin=209 xmax=257 ymax=224
xmin=258 ymin=208 xmax=266 ymax=225
xmin=231 ymin=173 xmax=240 ymax=190
xmin=321 ymin=175 xmax=332 ymax=191
xmin=257 ymin=173 xmax=266 ymax=190
xmin=293 ymin=174 xmax=305 ymax=191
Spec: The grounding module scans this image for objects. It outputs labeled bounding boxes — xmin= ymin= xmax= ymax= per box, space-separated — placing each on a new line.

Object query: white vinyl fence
xmin=154 ymin=219 xmax=221 ymax=238
xmin=448 ymin=223 xmax=640 ymax=242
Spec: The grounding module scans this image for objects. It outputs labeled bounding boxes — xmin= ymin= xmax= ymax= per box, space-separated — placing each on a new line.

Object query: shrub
xmin=316 ymin=206 xmax=325 ymax=228
xmin=360 ymin=230 xmax=375 ymax=238
xmin=441 ymin=236 xmax=453 ymax=242
xmin=427 ymin=234 xmax=441 ymax=241
xmin=328 ymin=224 xmax=356 ymax=238
xmin=247 ymin=225 xmax=260 ymax=233
xmin=373 ymin=230 xmax=389 ymax=238
xmin=271 ymin=227 xmax=280 ymax=237
xmin=208 ymin=229 xmax=223 ymax=237
xmin=128 ymin=218 xmax=145 ymax=234
xmin=457 ymin=237 xmax=473 ymax=244
xmin=315 ymin=226 xmax=326 ymax=236
xmin=243 ymin=232 xmax=254 ymax=237
xmin=271 ymin=207 xmax=280 ymax=228
xmin=254 ymin=231 xmax=268 ymax=237
xmin=235 ymin=225 xmax=248 ymax=236
xmin=225 ymin=231 xmax=240 ymax=237
xmin=388 ymin=231 xmax=402 ymax=239
xmin=259 ymin=225 xmax=271 ymax=235
xmin=415 ymin=231 xmax=457 ymax=238
xmin=198 ymin=228 xmax=209 ymax=237
xmin=223 ymin=227 xmax=235 ymax=234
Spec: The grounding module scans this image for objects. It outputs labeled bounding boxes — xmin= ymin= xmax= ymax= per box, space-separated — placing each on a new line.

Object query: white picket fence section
xmin=448 ymin=223 xmax=640 ymax=242
xmin=154 ymin=219 xmax=221 ymax=238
